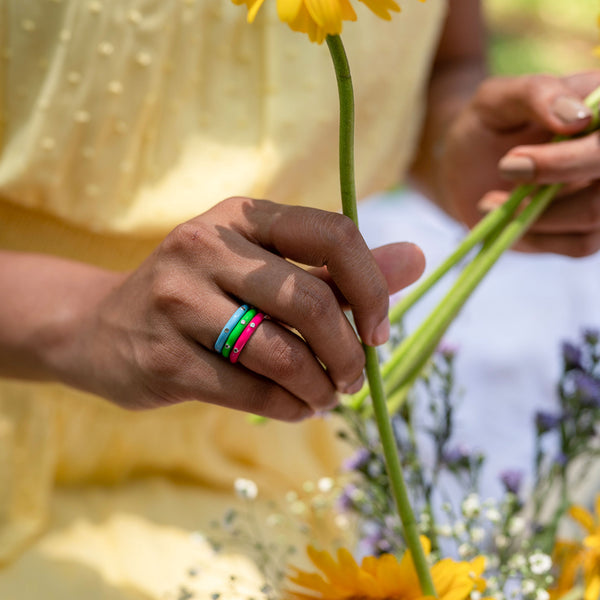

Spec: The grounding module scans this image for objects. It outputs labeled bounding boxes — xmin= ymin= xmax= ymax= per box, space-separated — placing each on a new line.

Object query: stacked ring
xmin=230 ymin=312 xmax=266 ymax=364
xmin=214 ymin=304 xmax=249 ymax=353
xmin=216 ymin=305 xmax=267 ymax=362
xmin=221 ymin=308 xmax=258 ymax=359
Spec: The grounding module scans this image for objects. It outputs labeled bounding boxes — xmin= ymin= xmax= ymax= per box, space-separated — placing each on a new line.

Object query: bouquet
xmin=181 ymin=3 xmax=600 ymax=599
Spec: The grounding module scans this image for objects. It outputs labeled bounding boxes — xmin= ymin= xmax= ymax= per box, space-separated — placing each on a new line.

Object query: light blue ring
xmin=214 ymin=304 xmax=249 ymax=353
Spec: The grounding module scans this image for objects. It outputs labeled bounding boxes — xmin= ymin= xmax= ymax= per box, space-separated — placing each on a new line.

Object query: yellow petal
xmin=277 ymin=0 xmax=305 ymax=23
xmin=304 ymin=0 xmax=344 ymax=34
xmin=570 ymin=505 xmax=596 ymax=535
xmin=358 ymin=0 xmax=401 ymax=20
xmin=247 ymin=0 xmax=268 ymax=21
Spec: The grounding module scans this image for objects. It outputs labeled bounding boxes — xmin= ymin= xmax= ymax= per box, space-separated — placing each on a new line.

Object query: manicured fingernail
xmin=552 ymin=96 xmax=591 ymax=125
xmin=498 ymin=155 xmax=535 ymax=181
xmin=477 ymin=195 xmax=500 ymax=214
xmin=372 ymin=317 xmax=390 ymax=346
xmin=344 ymin=374 xmax=365 ymax=395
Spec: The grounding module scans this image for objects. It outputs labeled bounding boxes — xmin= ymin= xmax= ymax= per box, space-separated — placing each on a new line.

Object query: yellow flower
xmin=283 ymin=538 xmax=492 ymax=600
xmin=231 ymin=0 xmax=425 ymax=44
xmin=551 ymin=495 xmax=600 ymax=600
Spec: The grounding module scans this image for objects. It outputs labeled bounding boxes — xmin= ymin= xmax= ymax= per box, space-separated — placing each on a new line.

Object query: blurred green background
xmin=485 ymin=0 xmax=598 ymax=75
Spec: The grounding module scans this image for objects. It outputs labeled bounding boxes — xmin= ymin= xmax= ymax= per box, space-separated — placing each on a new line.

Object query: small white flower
xmin=454 ymin=522 xmax=466 ymax=537
xmin=290 ymin=500 xmax=306 ymax=515
xmin=302 ymin=480 xmax=315 ymax=493
xmin=458 ymin=542 xmax=472 ymax=558
xmin=334 ymin=514 xmax=350 ymax=530
xmin=535 ymin=591 xmax=550 ymax=600
xmin=285 ymin=490 xmax=298 ymax=503
xmin=471 ymin=592 xmax=482 ymax=600
xmin=521 ymin=579 xmax=536 ymax=595
xmin=495 ymin=534 xmax=509 ymax=549
xmin=266 ymin=513 xmax=283 ymax=527
xmin=436 ymin=524 xmax=453 ymax=537
xmin=529 ymin=551 xmax=552 ymax=575
xmin=485 ymin=508 xmax=502 ymax=523
xmin=317 ymin=477 xmax=334 ymax=493
xmin=508 ymin=516 xmax=526 ymax=536
xmin=234 ymin=478 xmax=258 ymax=500
xmin=470 ymin=526 xmax=486 ymax=543
xmin=462 ymin=493 xmax=481 ymax=519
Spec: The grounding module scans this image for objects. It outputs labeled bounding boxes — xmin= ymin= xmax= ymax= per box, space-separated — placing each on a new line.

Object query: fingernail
xmin=498 ymin=155 xmax=535 ymax=181
xmin=372 ymin=317 xmax=390 ymax=346
xmin=477 ymin=195 xmax=500 ymax=214
xmin=552 ymin=96 xmax=591 ymax=125
xmin=344 ymin=374 xmax=365 ymax=395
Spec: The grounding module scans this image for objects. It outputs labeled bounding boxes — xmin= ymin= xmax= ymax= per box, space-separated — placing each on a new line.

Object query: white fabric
xmin=359 ymin=188 xmax=600 ymax=499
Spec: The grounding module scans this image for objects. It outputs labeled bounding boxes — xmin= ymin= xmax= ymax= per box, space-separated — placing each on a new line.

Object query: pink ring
xmin=229 ymin=313 xmax=266 ymax=364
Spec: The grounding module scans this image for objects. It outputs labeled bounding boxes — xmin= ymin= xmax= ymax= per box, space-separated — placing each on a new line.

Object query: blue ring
xmin=214 ymin=304 xmax=250 ymax=353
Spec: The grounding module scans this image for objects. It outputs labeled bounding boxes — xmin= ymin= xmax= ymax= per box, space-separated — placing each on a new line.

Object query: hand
xmin=68 ymin=197 xmax=424 ymax=420
xmin=441 ymin=71 xmax=600 ymax=256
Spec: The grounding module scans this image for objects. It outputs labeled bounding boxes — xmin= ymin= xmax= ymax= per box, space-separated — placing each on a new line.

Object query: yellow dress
xmin=0 ymin=1 xmax=446 ymax=597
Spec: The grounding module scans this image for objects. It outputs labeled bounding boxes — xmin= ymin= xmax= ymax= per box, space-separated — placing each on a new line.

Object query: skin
xmin=2 ymin=1 xmax=599 ymax=419
xmin=0 ymin=199 xmax=425 ymax=420
xmin=411 ymin=0 xmax=600 ymax=257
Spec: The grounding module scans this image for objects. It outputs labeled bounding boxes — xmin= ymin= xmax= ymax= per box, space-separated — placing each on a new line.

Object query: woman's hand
xmin=441 ymin=71 xmax=600 ymax=256
xmin=41 ymin=197 xmax=424 ymax=420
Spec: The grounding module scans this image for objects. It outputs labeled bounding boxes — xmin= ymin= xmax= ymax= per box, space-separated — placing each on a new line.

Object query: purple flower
xmin=561 ymin=342 xmax=583 ymax=371
xmin=342 ymin=448 xmax=371 ymax=472
xmin=535 ymin=410 xmax=563 ymax=434
xmin=572 ymin=371 xmax=600 ymax=406
xmin=437 ymin=342 xmax=459 ymax=360
xmin=500 ymin=469 xmax=523 ymax=495
xmin=554 ymin=452 xmax=568 ymax=467
xmin=442 ymin=444 xmax=473 ymax=469
xmin=336 ymin=484 xmax=357 ymax=512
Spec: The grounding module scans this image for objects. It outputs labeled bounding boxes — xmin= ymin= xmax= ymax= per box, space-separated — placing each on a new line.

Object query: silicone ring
xmin=221 ymin=308 xmax=258 ymax=359
xmin=214 ymin=304 xmax=249 ymax=353
xmin=230 ymin=313 xmax=265 ymax=364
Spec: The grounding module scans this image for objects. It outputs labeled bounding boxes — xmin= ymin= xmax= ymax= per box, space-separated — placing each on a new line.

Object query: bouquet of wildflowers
xmin=188 ymin=2 xmax=600 ymax=599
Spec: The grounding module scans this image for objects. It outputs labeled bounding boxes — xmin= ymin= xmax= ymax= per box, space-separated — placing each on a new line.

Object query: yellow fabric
xmin=0 ymin=0 xmax=446 ymax=597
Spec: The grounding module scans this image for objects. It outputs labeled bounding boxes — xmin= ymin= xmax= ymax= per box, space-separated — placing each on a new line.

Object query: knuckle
xmin=322 ymin=212 xmax=361 ymax=248
xmin=150 ymin=269 xmax=186 ymax=315
xmin=295 ymin=279 xmax=337 ymax=322
xmin=268 ymin=337 xmax=305 ymax=382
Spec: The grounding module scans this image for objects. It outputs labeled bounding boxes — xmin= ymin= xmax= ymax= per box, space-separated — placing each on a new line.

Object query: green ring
xmin=221 ymin=308 xmax=257 ymax=358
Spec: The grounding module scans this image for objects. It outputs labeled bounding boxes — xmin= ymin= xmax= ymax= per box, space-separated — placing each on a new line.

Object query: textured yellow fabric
xmin=0 ymin=0 xmax=446 ymax=597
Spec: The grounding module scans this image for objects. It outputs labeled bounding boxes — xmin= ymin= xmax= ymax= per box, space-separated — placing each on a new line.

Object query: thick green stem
xmin=326 ymin=34 xmax=436 ymax=597
xmin=389 ymin=184 xmax=535 ymax=325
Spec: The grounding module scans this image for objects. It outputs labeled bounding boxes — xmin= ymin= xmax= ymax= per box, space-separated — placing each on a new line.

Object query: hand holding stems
xmin=351 ymin=84 xmax=600 ymax=413
xmin=0 ymin=198 xmax=423 ymax=420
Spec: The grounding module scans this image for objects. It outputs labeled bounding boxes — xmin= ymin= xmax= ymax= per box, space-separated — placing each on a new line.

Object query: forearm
xmin=409 ymin=0 xmax=487 ymax=218
xmin=0 ymin=250 xmax=123 ymax=384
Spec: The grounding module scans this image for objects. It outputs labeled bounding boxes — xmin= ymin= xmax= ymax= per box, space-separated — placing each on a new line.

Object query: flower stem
xmin=326 ymin=34 xmax=436 ymax=597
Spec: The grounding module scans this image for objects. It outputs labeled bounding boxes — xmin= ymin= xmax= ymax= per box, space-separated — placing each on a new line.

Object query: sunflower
xmin=283 ymin=538 xmax=491 ymax=600
xmin=230 ymin=0 xmax=425 ymax=44
xmin=550 ymin=495 xmax=600 ymax=600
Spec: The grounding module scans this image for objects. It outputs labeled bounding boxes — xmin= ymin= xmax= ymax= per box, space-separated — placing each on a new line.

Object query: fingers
xmin=161 ymin=343 xmax=316 ymax=422
xmin=172 ymin=291 xmax=343 ymax=412
xmin=308 ymin=242 xmax=426 ymax=309
xmin=474 ymin=74 xmax=593 ymax=136
xmin=499 ymin=132 xmax=600 ymax=185
xmin=208 ymin=198 xmax=394 ymax=347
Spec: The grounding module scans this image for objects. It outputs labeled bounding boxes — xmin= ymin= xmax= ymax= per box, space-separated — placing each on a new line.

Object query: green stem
xmin=382 ymin=183 xmax=561 ymax=394
xmin=389 ymin=184 xmax=535 ymax=325
xmin=326 ymin=34 xmax=436 ymax=597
